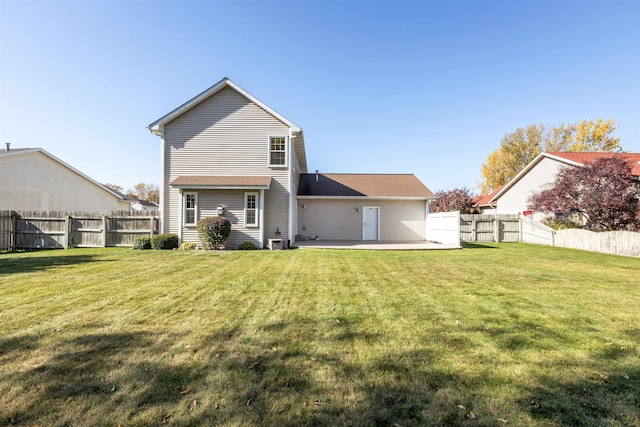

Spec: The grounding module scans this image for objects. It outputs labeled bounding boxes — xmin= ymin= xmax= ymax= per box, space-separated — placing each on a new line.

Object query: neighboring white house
xmin=128 ymin=198 xmax=159 ymax=212
xmin=148 ymin=78 xmax=435 ymax=248
xmin=0 ymin=147 xmax=130 ymax=212
xmin=476 ymin=152 xmax=640 ymax=220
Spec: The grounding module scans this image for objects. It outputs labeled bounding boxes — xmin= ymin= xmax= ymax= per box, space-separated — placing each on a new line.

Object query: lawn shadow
xmin=0 ymin=254 xmax=97 ymax=275
xmin=524 ymin=367 xmax=639 ymax=426
xmin=461 ymin=243 xmax=498 ymax=249
xmin=4 ymin=315 xmax=637 ymax=426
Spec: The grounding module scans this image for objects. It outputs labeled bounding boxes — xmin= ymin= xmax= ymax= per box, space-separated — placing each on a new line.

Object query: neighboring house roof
xmin=484 ymin=151 xmax=640 ymax=206
xmin=131 ymin=199 xmax=159 ymax=207
xmin=474 ymin=186 xmax=502 ymax=208
xmin=0 ymin=147 xmax=127 ymax=202
xmin=148 ymin=77 xmax=308 ymax=173
xmin=547 ymin=152 xmax=640 ymax=176
xmin=298 ymin=173 xmax=434 ymax=199
xmin=170 ymin=175 xmax=273 ymax=190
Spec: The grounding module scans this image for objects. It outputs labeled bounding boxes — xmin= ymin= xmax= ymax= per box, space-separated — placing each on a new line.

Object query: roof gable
xmin=298 ymin=173 xmax=434 ymax=198
xmin=487 ymin=151 xmax=640 ymax=204
xmin=0 ymin=148 xmax=126 ymax=201
xmin=148 ymin=77 xmax=300 ymax=133
xmin=148 ymin=77 xmax=308 ymax=173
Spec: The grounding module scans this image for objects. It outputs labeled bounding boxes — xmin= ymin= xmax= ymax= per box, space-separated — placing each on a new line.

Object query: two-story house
xmin=149 ymin=78 xmax=434 ymax=248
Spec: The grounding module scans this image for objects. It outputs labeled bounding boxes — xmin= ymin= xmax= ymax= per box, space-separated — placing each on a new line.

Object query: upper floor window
xmin=269 ymin=136 xmax=287 ymax=167
xmin=245 ymin=192 xmax=258 ymax=227
xmin=184 ymin=192 xmax=198 ymax=226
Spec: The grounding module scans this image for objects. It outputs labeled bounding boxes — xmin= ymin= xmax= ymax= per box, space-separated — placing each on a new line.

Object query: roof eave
xmin=297 ymin=195 xmax=433 ymax=200
xmin=170 ymin=184 xmax=272 ymax=190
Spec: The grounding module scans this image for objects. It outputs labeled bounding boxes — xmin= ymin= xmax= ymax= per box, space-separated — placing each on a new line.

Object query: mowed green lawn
xmin=0 ymin=244 xmax=638 ymax=427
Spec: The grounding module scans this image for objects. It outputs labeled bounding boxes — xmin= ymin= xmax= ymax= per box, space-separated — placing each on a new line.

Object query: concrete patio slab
xmin=294 ymin=240 xmax=461 ymax=250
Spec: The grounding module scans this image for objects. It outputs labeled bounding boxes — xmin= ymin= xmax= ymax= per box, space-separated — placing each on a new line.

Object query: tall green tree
xmin=480 ymin=118 xmax=621 ymax=193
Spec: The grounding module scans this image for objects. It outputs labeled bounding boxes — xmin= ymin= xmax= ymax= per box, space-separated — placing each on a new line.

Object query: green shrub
xmin=151 ymin=233 xmax=179 ymax=250
xmin=132 ymin=236 xmax=152 ymax=250
xmin=197 ymin=216 xmax=231 ymax=250
xmin=238 ymin=241 xmax=257 ymax=250
xmin=541 ymin=216 xmax=583 ymax=230
xmin=179 ymin=241 xmax=197 ymax=251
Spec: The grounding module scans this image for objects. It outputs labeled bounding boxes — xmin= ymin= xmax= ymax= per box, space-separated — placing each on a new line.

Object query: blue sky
xmin=1 ymin=0 xmax=639 ymax=193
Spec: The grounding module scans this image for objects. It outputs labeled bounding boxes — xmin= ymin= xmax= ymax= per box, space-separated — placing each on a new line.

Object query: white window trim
xmin=244 ymin=192 xmax=259 ymax=228
xmin=183 ymin=192 xmax=198 ymax=227
xmin=268 ymin=135 xmax=288 ymax=168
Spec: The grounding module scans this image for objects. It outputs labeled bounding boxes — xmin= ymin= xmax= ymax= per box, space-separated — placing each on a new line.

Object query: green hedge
xmin=238 ymin=241 xmax=258 ymax=250
xmin=151 ymin=234 xmax=179 ymax=250
xmin=132 ymin=236 xmax=152 ymax=250
xmin=197 ymin=216 xmax=231 ymax=250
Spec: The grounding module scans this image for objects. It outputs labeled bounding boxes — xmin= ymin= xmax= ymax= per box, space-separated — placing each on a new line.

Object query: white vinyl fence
xmin=521 ymin=215 xmax=555 ymax=245
xmin=426 ymin=211 xmax=461 ymax=247
xmin=555 ymin=229 xmax=640 ymax=258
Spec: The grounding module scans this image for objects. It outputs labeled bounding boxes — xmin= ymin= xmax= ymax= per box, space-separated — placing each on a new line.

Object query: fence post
xmin=518 ymin=216 xmax=523 ymax=243
xmin=494 ymin=217 xmax=499 ymax=242
xmin=64 ymin=215 xmax=71 ymax=249
xmin=102 ymin=214 xmax=107 ymax=247
xmin=150 ymin=216 xmax=154 ymax=239
xmin=471 ymin=218 xmax=477 ymax=242
xmin=11 ymin=211 xmax=17 ymax=252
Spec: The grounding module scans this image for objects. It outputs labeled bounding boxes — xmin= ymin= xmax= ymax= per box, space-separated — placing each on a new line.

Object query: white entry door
xmin=362 ymin=206 xmax=380 ymax=241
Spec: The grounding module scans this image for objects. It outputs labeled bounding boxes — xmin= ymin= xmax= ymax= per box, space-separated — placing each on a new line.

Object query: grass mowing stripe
xmin=0 ymin=244 xmax=638 ymax=426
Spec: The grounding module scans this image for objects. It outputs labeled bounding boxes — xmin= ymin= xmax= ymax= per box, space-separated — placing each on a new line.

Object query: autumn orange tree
xmin=127 ymin=183 xmax=160 ymax=204
xmin=480 ymin=119 xmax=621 ymax=194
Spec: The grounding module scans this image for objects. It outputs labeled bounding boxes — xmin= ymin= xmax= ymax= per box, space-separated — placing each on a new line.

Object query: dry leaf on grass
xmin=161 ymin=414 xmax=172 ymax=424
xmin=467 ymin=411 xmax=477 ymax=420
xmin=497 ymin=418 xmax=508 ymax=423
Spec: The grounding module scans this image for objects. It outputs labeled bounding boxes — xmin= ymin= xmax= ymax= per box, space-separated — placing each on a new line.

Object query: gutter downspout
xmin=288 ymin=130 xmax=297 ymax=248
xmin=158 ymin=125 xmax=165 ymax=235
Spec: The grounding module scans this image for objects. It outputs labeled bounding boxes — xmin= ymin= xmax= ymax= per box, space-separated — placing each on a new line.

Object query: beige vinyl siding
xmin=297 ymin=199 xmax=426 ymax=241
xmin=379 ymin=200 xmax=426 ymax=240
xmin=181 ymin=190 xmax=260 ymax=248
xmin=290 ymin=157 xmax=300 ymax=243
xmin=0 ymin=151 xmax=129 ymax=211
xmin=496 ymin=156 xmax=565 ymax=220
xmin=162 ymin=86 xmax=291 ymax=240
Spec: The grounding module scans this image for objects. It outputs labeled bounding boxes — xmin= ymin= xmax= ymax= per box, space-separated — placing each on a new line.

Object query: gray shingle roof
xmin=298 ymin=173 xmax=433 ymax=198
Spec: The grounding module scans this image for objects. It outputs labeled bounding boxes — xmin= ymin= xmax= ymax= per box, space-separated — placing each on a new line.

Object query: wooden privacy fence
xmin=0 ymin=211 xmax=158 ymax=251
xmin=460 ymin=214 xmax=521 ymax=242
xmin=555 ymin=229 xmax=640 ymax=258
xmin=460 ymin=213 xmax=639 ymax=257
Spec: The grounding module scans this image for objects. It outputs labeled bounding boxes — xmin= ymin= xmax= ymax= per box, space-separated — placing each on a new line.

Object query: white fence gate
xmin=426 ymin=211 xmax=461 ymax=247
